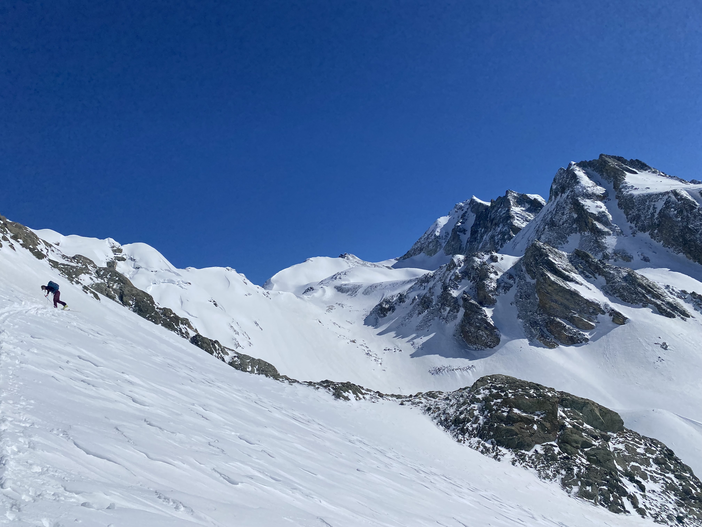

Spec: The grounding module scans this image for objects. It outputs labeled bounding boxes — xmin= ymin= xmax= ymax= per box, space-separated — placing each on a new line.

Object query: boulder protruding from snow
xmin=420 ymin=375 xmax=702 ymax=526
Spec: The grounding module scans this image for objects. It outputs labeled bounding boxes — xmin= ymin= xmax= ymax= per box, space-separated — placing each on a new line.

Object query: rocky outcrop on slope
xmin=0 ymin=214 xmax=54 ymax=260
xmin=507 ymin=161 xmax=622 ymax=258
xmin=399 ymin=191 xmax=544 ymax=263
xmin=515 ymin=241 xmax=624 ymax=348
xmin=189 ymin=334 xmax=286 ymax=379
xmin=570 ymin=249 xmax=690 ymax=319
xmin=418 ymin=375 xmax=702 ymax=526
xmin=457 ymin=294 xmax=501 ymax=349
xmin=579 ymin=155 xmax=702 ymax=266
xmin=367 ymin=254 xmax=508 ymax=350
xmin=514 ymin=241 xmax=689 ymax=348
xmin=47 ymin=251 xmax=194 ymax=338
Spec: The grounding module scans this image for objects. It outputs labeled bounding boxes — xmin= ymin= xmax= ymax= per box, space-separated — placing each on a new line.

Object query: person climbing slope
xmin=41 ymin=280 xmax=68 ymax=309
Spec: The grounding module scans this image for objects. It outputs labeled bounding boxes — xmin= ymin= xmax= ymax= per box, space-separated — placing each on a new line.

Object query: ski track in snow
xmin=0 ymin=246 xmax=659 ymax=526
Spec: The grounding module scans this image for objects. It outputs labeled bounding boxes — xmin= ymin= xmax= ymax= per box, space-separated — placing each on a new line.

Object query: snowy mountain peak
xmin=398 ymin=190 xmax=545 ymax=270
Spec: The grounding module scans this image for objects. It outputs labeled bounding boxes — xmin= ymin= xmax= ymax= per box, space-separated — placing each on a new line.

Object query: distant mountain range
xmin=2 ymin=154 xmax=701 ymax=525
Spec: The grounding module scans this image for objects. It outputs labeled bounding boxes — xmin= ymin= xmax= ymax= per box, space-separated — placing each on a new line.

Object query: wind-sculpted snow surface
xmin=0 ymin=236 xmax=659 ymax=527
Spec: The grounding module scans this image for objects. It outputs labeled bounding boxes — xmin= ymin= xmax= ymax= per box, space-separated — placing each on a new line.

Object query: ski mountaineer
xmin=41 ymin=280 xmax=68 ymax=309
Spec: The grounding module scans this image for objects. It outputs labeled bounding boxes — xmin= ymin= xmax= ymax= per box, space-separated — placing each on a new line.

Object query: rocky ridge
xmin=580 ymin=155 xmax=702 ymax=266
xmin=399 ymin=190 xmax=545 ymax=265
xmin=0 ymin=214 xmax=268 ymax=375
xmin=366 ymin=253 xmax=509 ymax=350
xmin=369 ymin=155 xmax=701 ymax=350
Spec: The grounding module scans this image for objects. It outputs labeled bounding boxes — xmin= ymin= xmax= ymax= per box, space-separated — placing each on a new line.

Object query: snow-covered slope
xmin=1 ymin=222 xmax=659 ymax=526
xmin=3 ymin=154 xmax=702 ymax=523
xmin=18 ymin=156 xmax=702 ymax=484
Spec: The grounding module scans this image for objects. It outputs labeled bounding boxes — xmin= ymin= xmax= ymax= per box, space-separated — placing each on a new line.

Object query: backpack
xmin=47 ymin=281 xmax=59 ymax=292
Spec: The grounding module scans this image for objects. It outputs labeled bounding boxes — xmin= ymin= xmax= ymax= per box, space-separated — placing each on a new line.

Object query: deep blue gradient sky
xmin=2 ymin=1 xmax=701 ymax=284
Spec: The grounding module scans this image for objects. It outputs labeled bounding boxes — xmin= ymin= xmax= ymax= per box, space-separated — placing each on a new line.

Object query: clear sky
xmin=2 ymin=1 xmax=701 ymax=285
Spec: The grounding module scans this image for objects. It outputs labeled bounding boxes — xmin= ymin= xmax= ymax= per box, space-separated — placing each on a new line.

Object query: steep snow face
xmin=2 ymin=242 xmax=660 ymax=527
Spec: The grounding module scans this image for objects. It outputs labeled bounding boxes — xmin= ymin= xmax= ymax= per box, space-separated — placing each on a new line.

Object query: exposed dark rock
xmin=189 ymin=333 xmax=285 ymax=379
xmin=580 ymin=154 xmax=702 ymax=267
xmin=89 ymin=267 xmax=193 ymax=338
xmin=400 ymin=191 xmax=544 ymax=262
xmin=189 ymin=334 xmax=230 ymax=361
xmin=515 ymin=242 xmax=683 ymax=347
xmin=228 ymin=350 xmax=283 ymax=379
xmin=570 ymin=249 xmax=690 ymax=319
xmin=457 ymin=294 xmax=500 ymax=349
xmin=516 ymin=242 xmax=603 ymax=347
xmin=400 ymin=198 xmax=488 ymax=260
xmin=367 ymin=255 xmax=505 ymax=352
xmin=0 ymin=214 xmax=52 ymax=259
xmin=514 ymin=163 xmax=619 ymax=257
xmin=306 ymin=380 xmax=379 ymax=401
xmin=418 ymin=375 xmax=702 ymax=525
xmin=464 ymin=190 xmax=546 ymax=255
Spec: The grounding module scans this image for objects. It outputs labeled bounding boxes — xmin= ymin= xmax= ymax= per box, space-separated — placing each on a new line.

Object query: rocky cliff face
xmin=580 ymin=155 xmax=702 ymax=266
xmin=380 ymin=155 xmax=701 ymax=351
xmin=399 ymin=190 xmax=544 ymax=265
xmin=513 ymin=241 xmax=689 ymax=348
xmin=366 ymin=253 xmax=510 ymax=350
xmin=418 ymin=375 xmax=702 ymax=526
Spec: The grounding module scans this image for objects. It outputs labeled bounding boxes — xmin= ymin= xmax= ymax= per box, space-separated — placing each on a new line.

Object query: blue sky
xmin=2 ymin=0 xmax=701 ymax=285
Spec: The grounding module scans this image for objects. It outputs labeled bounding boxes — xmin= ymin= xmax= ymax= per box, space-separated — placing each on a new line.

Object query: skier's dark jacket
xmin=46 ymin=281 xmax=59 ymax=294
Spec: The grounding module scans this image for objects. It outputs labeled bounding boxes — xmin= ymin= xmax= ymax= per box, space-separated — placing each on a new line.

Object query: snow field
xmin=0 ymin=236 xmax=659 ymax=526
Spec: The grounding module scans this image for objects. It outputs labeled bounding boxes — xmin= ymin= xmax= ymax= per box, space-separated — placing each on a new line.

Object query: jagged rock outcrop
xmin=507 ymin=161 xmax=622 ymax=258
xmin=0 ymin=214 xmax=54 ymax=259
xmin=514 ymin=241 xmax=688 ymax=348
xmin=400 ymin=198 xmax=488 ymax=261
xmin=515 ymin=241 xmax=625 ymax=347
xmin=580 ymin=155 xmax=702 ymax=266
xmin=189 ymin=334 xmax=285 ymax=379
xmin=570 ymin=249 xmax=690 ymax=319
xmin=464 ymin=190 xmax=546 ymax=255
xmin=418 ymin=375 xmax=702 ymax=526
xmin=457 ymin=294 xmax=501 ymax=349
xmin=367 ymin=254 xmax=506 ymax=351
xmin=400 ymin=191 xmax=544 ymax=263
xmin=514 ymin=154 xmax=702 ymax=266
